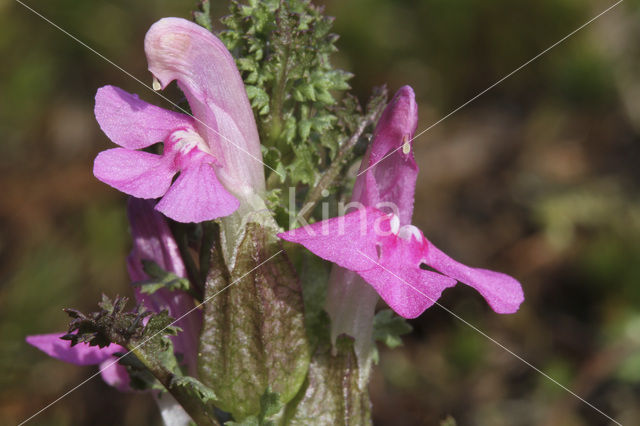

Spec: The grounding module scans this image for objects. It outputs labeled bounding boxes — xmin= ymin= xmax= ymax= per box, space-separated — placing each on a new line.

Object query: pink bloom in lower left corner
xmin=26 ymin=198 xmax=202 ymax=396
xmin=25 ymin=333 xmax=129 ymax=391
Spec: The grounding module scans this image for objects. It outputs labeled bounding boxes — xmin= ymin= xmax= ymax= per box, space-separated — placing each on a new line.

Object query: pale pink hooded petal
xmin=278 ymin=207 xmax=390 ymax=272
xmin=353 ymin=86 xmax=419 ymax=226
xmin=26 ymin=333 xmax=124 ymax=365
xmin=93 ymin=148 xmax=177 ymax=199
xmin=155 ymin=163 xmax=240 ymax=223
xmin=126 ymin=198 xmax=202 ymax=376
xmin=424 ymin=243 xmax=524 ymax=314
xmin=95 ymin=85 xmax=195 ymax=150
xmin=99 ymin=359 xmax=130 ymax=392
xmin=144 ymin=17 xmax=265 ymax=197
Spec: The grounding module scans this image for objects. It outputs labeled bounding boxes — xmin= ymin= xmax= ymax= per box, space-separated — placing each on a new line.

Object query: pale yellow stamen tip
xmin=152 ymin=77 xmax=162 ymax=91
xmin=402 ymin=136 xmax=411 ymax=154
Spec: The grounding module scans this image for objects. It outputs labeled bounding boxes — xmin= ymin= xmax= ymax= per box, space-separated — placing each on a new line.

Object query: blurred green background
xmin=1 ymin=0 xmax=640 ymax=424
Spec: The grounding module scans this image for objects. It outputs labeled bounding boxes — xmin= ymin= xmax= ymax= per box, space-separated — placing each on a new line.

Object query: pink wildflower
xmin=94 ymin=18 xmax=265 ymax=223
xmin=26 ymin=198 xmax=201 ymax=389
xmin=279 ymin=87 xmax=524 ymax=319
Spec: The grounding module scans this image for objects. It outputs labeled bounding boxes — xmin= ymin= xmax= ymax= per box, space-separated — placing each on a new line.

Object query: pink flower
xmin=26 ymin=198 xmax=201 ymax=389
xmin=126 ymin=198 xmax=202 ymax=376
xmin=94 ymin=18 xmax=265 ymax=223
xmin=25 ymin=333 xmax=129 ymax=391
xmin=279 ymin=87 xmax=524 ymax=319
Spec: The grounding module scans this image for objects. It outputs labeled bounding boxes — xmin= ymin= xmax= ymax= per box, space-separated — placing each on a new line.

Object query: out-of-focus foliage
xmin=2 ymin=0 xmax=640 ymax=425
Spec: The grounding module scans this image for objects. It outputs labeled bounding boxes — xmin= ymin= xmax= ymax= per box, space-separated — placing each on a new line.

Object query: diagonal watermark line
xmin=18 ymin=250 xmax=284 ymax=426
xmin=356 ymin=249 xmax=623 ymax=426
xmin=14 ymin=0 xmax=284 ymax=179
xmin=358 ymin=0 xmax=624 ymax=177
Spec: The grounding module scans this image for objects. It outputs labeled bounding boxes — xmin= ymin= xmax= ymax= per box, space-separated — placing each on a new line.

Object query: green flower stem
xmin=129 ymin=345 xmax=220 ymax=426
xmin=199 ymin=221 xmax=218 ymax=285
xmin=269 ymin=46 xmax=291 ymax=151
xmin=298 ymin=99 xmax=386 ymax=224
xmin=63 ymin=298 xmax=220 ymax=425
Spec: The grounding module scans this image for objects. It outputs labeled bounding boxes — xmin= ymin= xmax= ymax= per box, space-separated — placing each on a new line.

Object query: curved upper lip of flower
xmin=352 ymin=86 xmax=420 ymax=227
xmin=144 ymin=17 xmax=266 ymax=195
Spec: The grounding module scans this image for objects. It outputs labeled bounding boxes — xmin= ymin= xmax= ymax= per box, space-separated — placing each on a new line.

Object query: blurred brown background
xmin=1 ymin=0 xmax=639 ymax=424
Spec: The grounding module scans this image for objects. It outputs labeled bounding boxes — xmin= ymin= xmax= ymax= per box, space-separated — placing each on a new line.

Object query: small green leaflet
xmin=132 ymin=259 xmax=191 ymax=295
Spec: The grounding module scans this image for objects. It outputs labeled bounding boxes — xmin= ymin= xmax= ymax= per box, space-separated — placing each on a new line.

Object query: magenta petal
xmin=424 ymin=243 xmax=524 ymax=314
xmin=99 ymin=359 xmax=130 ymax=392
xmin=26 ymin=333 xmax=124 ymax=365
xmin=95 ymin=85 xmax=194 ymax=150
xmin=357 ymin=236 xmax=457 ymax=319
xmin=155 ymin=162 xmax=239 ymax=223
xmin=278 ymin=207 xmax=389 ymax=272
xmin=94 ymin=148 xmax=177 ymax=199
xmin=359 ymin=267 xmax=455 ymax=319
